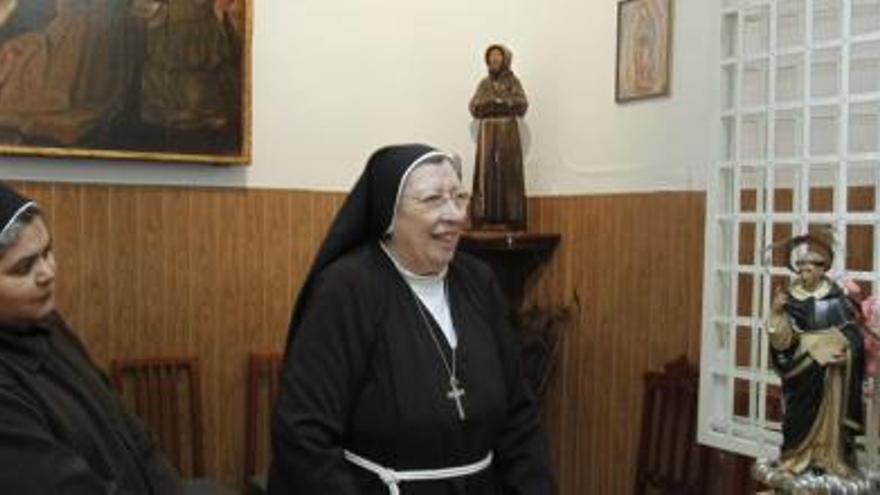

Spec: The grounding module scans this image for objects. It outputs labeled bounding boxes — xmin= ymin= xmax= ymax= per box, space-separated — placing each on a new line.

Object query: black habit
xmin=0 ymin=313 xmax=182 ymax=494
xmin=268 ymin=144 xmax=554 ymax=494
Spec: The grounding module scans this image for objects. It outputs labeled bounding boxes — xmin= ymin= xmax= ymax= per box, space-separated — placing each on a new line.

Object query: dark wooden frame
xmin=244 ymin=352 xmax=283 ymax=479
xmin=615 ymin=0 xmax=674 ymax=102
xmin=110 ymin=356 xmax=205 ymax=476
xmin=634 ymin=356 xmax=708 ymax=494
xmin=0 ymin=2 xmax=252 ymax=165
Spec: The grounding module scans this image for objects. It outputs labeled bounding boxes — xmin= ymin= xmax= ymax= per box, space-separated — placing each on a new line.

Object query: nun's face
xmin=389 ymin=162 xmax=468 ymax=275
xmin=0 ymin=217 xmax=56 ymax=326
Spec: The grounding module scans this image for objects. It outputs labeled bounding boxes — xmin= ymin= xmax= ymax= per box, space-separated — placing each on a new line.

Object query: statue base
xmin=752 ymin=458 xmax=880 ymax=494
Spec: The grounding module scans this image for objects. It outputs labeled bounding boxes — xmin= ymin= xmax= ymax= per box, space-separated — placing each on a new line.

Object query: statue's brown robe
xmin=469 ymin=61 xmax=528 ymax=230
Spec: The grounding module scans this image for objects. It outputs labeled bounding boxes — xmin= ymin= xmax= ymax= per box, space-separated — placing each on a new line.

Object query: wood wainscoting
xmin=8 ymin=182 xmax=711 ymax=492
xmin=528 ymin=192 xmax=707 ymax=494
xmin=8 ymin=181 xmax=345 ymax=488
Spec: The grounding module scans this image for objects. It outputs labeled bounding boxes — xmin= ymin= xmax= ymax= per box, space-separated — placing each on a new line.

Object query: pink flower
xmin=867 ymin=337 xmax=880 ymax=375
xmin=830 ymin=270 xmax=862 ymax=297
xmin=862 ymin=297 xmax=880 ymax=379
xmin=863 ymin=297 xmax=880 ymax=331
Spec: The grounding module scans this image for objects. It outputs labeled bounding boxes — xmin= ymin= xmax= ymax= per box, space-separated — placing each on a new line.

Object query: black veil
xmin=284 ymin=144 xmax=457 ymax=353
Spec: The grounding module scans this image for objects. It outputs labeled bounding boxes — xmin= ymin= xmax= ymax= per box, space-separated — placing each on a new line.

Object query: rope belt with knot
xmin=343 ymin=450 xmax=494 ymax=495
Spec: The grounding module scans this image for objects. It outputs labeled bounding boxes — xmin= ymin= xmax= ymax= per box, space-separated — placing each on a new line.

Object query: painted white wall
xmin=0 ymin=0 xmax=719 ymax=195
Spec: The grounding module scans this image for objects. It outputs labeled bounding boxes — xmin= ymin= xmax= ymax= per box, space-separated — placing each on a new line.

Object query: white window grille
xmin=699 ymin=0 xmax=880 ymax=466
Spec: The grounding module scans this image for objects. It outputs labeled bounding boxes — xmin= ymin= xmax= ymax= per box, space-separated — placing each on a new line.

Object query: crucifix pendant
xmin=446 ymin=376 xmax=466 ymax=421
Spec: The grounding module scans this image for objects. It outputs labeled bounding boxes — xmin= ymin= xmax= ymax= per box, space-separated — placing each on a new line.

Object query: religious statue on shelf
xmin=754 ymin=234 xmax=879 ymax=492
xmin=469 ymin=43 xmax=528 ymax=232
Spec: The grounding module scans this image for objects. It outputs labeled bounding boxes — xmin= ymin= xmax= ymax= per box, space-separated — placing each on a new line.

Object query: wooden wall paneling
xmin=80 ymin=186 xmax=111 ymax=362
xmin=633 ymin=195 xmax=661 ymax=491
xmin=526 ymin=192 xmax=706 ymax=495
xmin=616 ymin=195 xmax=643 ymax=493
xmin=261 ymin=190 xmax=294 ymax=353
xmin=528 ymin=195 xmax=578 ymax=491
xmin=107 ymin=186 xmax=141 ymax=364
xmin=849 ymin=186 xmax=876 ymax=213
xmin=2 ymin=181 xmax=718 ymax=493
xmin=164 ymin=188 xmax=195 ymax=353
xmin=187 ymin=187 xmax=223 ymax=479
xmin=240 ymin=190 xmax=272 ymax=475
xmin=52 ymin=184 xmax=86 ymax=341
xmin=530 ymin=196 xmax=571 ymax=490
xmin=214 ymin=188 xmax=247 ymax=481
xmin=571 ymin=193 xmax=595 ymax=493
xmin=287 ymin=192 xmax=313 ymax=331
xmin=240 ymin=190 xmax=267 ymax=352
xmin=309 ymin=192 xmax=344 ymax=256
xmin=139 ymin=187 xmax=170 ymax=357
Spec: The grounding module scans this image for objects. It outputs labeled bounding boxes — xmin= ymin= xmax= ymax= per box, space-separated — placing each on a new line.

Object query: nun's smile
xmin=387 ymin=161 xmax=468 ymax=275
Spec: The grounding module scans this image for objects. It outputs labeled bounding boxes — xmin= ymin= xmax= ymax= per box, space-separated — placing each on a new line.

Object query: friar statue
xmin=469 ymin=44 xmax=528 ymax=231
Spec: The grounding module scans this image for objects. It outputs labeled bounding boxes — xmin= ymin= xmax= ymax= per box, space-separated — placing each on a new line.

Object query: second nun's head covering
xmin=0 ymin=183 xmax=37 ymax=242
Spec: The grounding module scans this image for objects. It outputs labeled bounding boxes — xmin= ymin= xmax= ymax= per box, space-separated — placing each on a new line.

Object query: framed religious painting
xmin=0 ymin=0 xmax=252 ymax=165
xmin=615 ymin=0 xmax=673 ymax=102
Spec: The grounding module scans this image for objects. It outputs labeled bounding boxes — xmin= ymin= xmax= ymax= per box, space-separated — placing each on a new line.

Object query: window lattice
xmin=700 ymin=0 xmax=880 ymax=465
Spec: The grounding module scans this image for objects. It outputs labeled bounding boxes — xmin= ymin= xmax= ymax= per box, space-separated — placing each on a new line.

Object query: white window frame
xmin=699 ymin=0 xmax=880 ymax=467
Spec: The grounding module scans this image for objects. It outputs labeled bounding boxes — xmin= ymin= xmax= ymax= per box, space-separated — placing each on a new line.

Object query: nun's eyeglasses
xmin=404 ymin=191 xmax=471 ymax=211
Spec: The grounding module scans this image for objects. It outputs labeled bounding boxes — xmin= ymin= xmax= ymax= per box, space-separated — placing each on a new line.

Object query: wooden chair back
xmin=634 ymin=356 xmax=709 ymax=495
xmin=244 ymin=352 xmax=283 ymax=478
xmin=110 ymin=356 xmax=204 ymax=477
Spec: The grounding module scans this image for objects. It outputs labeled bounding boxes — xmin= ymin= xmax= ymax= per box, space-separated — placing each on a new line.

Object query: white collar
xmin=790 ymin=278 xmax=832 ymax=301
xmin=379 ymin=241 xmax=447 ymax=282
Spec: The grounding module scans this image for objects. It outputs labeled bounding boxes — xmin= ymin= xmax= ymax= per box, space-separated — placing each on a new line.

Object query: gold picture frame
xmin=615 ymin=0 xmax=673 ymax=102
xmin=0 ymin=0 xmax=252 ymax=165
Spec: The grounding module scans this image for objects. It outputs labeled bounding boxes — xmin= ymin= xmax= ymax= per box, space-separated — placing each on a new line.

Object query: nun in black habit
xmin=0 ymin=183 xmax=182 ymax=494
xmin=268 ymin=144 xmax=555 ymax=495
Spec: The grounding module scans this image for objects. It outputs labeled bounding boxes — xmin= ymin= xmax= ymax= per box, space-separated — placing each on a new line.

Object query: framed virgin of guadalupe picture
xmin=615 ymin=0 xmax=673 ymax=102
xmin=0 ymin=0 xmax=252 ymax=165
